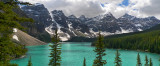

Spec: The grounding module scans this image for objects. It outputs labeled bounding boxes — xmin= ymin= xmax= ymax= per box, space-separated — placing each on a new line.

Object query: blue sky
xmin=102 ymin=0 xmax=129 ymax=7
xmin=121 ymin=0 xmax=129 ymax=6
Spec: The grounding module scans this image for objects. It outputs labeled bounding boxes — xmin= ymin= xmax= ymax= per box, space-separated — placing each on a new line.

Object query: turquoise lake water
xmin=11 ymin=42 xmax=160 ymax=66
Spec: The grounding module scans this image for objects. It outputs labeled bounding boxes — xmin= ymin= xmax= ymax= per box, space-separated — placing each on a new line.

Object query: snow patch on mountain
xmin=55 ymin=22 xmax=62 ymax=33
xmin=68 ymin=23 xmax=77 ymax=36
xmin=45 ymin=24 xmax=54 ymax=34
xmin=115 ymin=30 xmax=122 ymax=34
xmin=13 ymin=28 xmax=19 ymax=41
xmin=13 ymin=28 xmax=17 ymax=32
xmin=89 ymin=28 xmax=115 ymax=37
xmin=72 ymin=31 xmax=77 ymax=36
xmin=13 ymin=35 xmax=19 ymax=41
xmin=59 ymin=33 xmax=71 ymax=41
xmin=120 ymin=27 xmax=133 ymax=33
xmin=89 ymin=28 xmax=98 ymax=36
xmin=68 ymin=23 xmax=72 ymax=31
xmin=135 ymin=24 xmax=143 ymax=27
xmin=59 ymin=37 xmax=68 ymax=41
xmin=50 ymin=11 xmax=63 ymax=33
xmin=101 ymin=31 xmax=114 ymax=36
xmin=138 ymin=28 xmax=143 ymax=31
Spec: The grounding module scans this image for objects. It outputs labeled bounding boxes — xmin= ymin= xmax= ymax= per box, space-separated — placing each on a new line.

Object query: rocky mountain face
xmin=21 ymin=3 xmax=160 ymax=41
xmin=84 ymin=13 xmax=160 ymax=34
xmin=20 ymin=3 xmax=56 ymax=42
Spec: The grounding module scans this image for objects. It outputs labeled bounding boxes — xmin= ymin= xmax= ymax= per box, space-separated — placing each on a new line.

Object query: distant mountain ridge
xmin=20 ymin=3 xmax=160 ymax=41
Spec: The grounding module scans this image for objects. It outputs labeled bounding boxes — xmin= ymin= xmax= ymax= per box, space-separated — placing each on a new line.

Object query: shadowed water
xmin=11 ymin=42 xmax=160 ymax=66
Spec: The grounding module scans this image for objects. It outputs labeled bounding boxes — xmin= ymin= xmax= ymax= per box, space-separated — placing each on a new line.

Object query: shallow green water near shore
xmin=11 ymin=42 xmax=160 ymax=66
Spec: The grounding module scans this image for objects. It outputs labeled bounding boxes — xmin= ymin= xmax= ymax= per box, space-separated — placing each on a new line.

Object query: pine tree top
xmin=136 ymin=53 xmax=142 ymax=66
xmin=27 ymin=56 xmax=32 ymax=66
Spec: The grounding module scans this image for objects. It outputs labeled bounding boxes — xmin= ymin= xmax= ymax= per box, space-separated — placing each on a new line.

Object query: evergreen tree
xmin=83 ymin=57 xmax=86 ymax=66
xmin=145 ymin=55 xmax=149 ymax=66
xmin=93 ymin=31 xmax=106 ymax=66
xmin=27 ymin=56 xmax=32 ymax=66
xmin=136 ymin=53 xmax=142 ymax=66
xmin=49 ymin=29 xmax=61 ymax=66
xmin=98 ymin=28 xmax=160 ymax=54
xmin=0 ymin=61 xmax=18 ymax=66
xmin=159 ymin=58 xmax=160 ymax=66
xmin=0 ymin=0 xmax=32 ymax=65
xmin=114 ymin=50 xmax=122 ymax=66
xmin=149 ymin=58 xmax=153 ymax=66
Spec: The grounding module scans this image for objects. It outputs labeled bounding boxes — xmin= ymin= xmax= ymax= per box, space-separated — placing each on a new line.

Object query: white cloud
xmin=103 ymin=0 xmax=160 ymax=19
xmin=103 ymin=3 xmax=127 ymax=18
xmin=128 ymin=0 xmax=160 ymax=19
xmin=129 ymin=0 xmax=151 ymax=8
xmin=19 ymin=0 xmax=107 ymax=17
xmin=19 ymin=0 xmax=160 ymax=19
xmin=140 ymin=0 xmax=160 ymax=16
xmin=126 ymin=0 xmax=151 ymax=18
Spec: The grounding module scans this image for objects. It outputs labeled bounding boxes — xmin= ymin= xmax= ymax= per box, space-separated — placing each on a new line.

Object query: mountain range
xmin=20 ymin=3 xmax=160 ymax=41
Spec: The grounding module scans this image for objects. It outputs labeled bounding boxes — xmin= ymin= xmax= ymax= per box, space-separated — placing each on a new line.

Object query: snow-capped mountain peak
xmin=21 ymin=3 xmax=160 ymax=41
